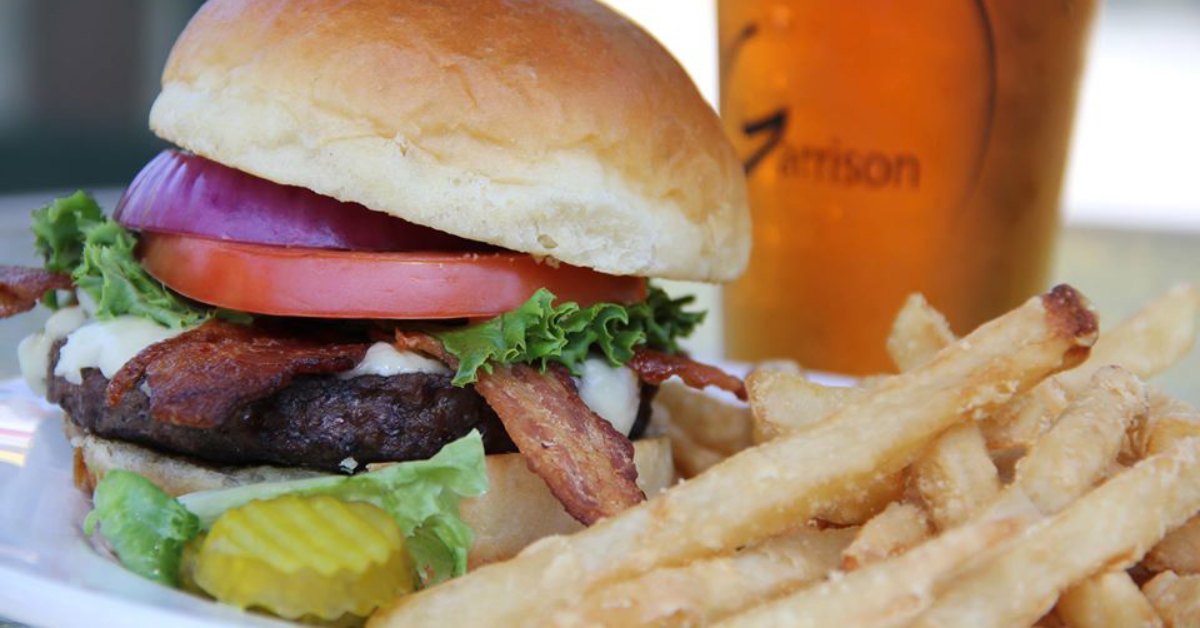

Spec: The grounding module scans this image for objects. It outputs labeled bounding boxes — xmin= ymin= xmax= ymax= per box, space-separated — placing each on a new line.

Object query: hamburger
xmin=0 ymin=0 xmax=750 ymax=619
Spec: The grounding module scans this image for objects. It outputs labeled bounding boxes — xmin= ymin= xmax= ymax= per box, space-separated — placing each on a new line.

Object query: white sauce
xmin=577 ymin=358 xmax=640 ymax=436
xmin=338 ymin=342 xmax=450 ymax=379
xmin=18 ymin=306 xmax=87 ymax=396
xmin=54 ymin=316 xmax=187 ymax=385
xmin=340 ymin=346 xmax=639 ymax=434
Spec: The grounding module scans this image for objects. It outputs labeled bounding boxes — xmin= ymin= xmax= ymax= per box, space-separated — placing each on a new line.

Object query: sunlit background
xmin=0 ymin=0 xmax=1198 ymax=382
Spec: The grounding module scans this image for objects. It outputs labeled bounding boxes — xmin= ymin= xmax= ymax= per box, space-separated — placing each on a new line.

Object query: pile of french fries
xmin=374 ymin=283 xmax=1200 ymax=627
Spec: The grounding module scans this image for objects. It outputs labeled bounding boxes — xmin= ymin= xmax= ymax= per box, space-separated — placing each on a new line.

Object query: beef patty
xmin=48 ymin=355 xmax=653 ymax=473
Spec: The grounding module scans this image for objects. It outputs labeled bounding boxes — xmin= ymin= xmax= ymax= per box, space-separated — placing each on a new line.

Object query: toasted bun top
xmin=150 ymin=0 xmax=750 ymax=282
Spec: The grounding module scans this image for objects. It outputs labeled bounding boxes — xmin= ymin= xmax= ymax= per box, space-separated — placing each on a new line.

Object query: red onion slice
xmin=114 ymin=150 xmax=490 ymax=252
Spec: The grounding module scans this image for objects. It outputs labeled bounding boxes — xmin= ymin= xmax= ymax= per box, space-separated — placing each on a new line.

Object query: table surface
xmin=1 ymin=190 xmax=1197 ymax=405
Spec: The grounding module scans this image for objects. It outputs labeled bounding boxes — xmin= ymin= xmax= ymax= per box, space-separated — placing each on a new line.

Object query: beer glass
xmin=719 ymin=0 xmax=1098 ymax=374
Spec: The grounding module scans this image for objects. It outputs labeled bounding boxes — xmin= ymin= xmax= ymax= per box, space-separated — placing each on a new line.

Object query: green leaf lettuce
xmin=178 ymin=430 xmax=488 ymax=585
xmin=433 ymin=285 xmax=705 ymax=385
xmin=31 ymin=191 xmax=210 ymax=328
xmin=83 ymin=470 xmax=201 ymax=587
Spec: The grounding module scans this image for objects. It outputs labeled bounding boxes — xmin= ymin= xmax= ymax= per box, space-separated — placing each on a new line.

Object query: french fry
xmin=718 ymin=517 xmax=1025 ymax=628
xmin=747 ymin=370 xmax=899 ymax=525
xmin=887 ymin=292 xmax=956 ymax=372
xmin=841 ymin=501 xmax=930 ymax=570
xmin=981 ymin=379 xmax=1071 ymax=452
xmin=997 ymin=368 xmax=1150 ymax=628
xmin=1143 ymin=571 xmax=1200 ymax=628
xmin=558 ymin=527 xmax=856 ymax=627
xmin=983 ymin=284 xmax=1198 ymax=449
xmin=1136 ymin=395 xmax=1200 ymax=576
xmin=976 ymin=367 xmax=1145 ymax=526
xmin=1009 ymin=366 xmax=1147 ymax=515
xmin=887 ymin=292 xmax=999 ymax=531
xmin=658 ymin=410 xmax=729 ymax=479
xmin=370 ymin=286 xmax=1098 ymax=626
xmin=910 ymin=437 xmax=1200 ymax=628
xmin=654 ymin=380 xmax=754 ymax=457
xmin=1131 ymin=390 xmax=1200 ymax=460
xmin=912 ymin=422 xmax=1000 ymax=530
xmin=916 ymin=369 xmax=1152 ymax=624
xmin=856 ymin=374 xmax=893 ymax=389
xmin=1055 ymin=571 xmax=1163 ymax=628
xmin=746 ymin=371 xmax=863 ymax=444
xmin=751 ymin=359 xmax=805 ymax=376
xmin=1056 ymin=284 xmax=1198 ymax=393
xmin=1145 ymin=516 xmax=1200 ymax=575
xmin=652 ymin=379 xmax=757 ymax=478
xmin=815 ymin=471 xmax=906 ymax=527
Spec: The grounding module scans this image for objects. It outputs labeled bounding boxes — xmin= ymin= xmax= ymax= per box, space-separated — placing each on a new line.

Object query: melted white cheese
xmin=54 ymin=316 xmax=187 ymax=385
xmin=341 ymin=346 xmax=639 ymax=434
xmin=577 ymin=358 xmax=640 ymax=436
xmin=338 ymin=342 xmax=450 ymax=379
xmin=18 ymin=306 xmax=87 ymax=396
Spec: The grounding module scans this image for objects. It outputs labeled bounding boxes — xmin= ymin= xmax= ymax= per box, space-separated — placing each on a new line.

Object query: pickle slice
xmin=193 ymin=495 xmax=414 ymax=620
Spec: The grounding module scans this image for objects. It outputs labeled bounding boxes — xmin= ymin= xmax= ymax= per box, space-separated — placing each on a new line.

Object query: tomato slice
xmin=140 ymin=233 xmax=647 ymax=319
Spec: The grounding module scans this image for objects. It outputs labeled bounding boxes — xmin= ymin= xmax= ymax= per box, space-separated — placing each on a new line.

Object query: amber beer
xmin=719 ymin=0 xmax=1098 ymax=374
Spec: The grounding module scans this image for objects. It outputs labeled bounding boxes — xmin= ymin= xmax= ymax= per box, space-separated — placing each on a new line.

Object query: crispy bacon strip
xmin=108 ymin=320 xmax=368 ymax=428
xmin=396 ymin=330 xmax=645 ymax=524
xmin=629 ymin=348 xmax=748 ymax=400
xmin=474 ymin=364 xmax=644 ymax=524
xmin=393 ymin=330 xmax=455 ymax=364
xmin=0 ymin=265 xmax=72 ymax=318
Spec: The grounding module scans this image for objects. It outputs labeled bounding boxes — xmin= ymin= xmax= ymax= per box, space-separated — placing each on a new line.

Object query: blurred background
xmin=1 ymin=0 xmax=1196 ymax=224
xmin=0 ymin=1 xmax=204 ymax=191
xmin=0 ymin=0 xmax=1198 ymax=397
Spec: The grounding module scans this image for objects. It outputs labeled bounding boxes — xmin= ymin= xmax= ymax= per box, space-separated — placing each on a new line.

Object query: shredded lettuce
xmin=179 ymin=431 xmax=488 ymax=585
xmin=83 ymin=470 xmax=201 ymax=587
xmin=433 ymin=286 xmax=705 ymax=386
xmin=31 ymin=191 xmax=210 ymax=328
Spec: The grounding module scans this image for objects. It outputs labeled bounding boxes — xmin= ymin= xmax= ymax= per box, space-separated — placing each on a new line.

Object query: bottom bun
xmin=66 ymin=420 xmax=675 ymax=567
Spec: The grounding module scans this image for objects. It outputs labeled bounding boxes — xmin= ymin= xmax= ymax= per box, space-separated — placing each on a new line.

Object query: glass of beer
xmin=719 ymin=0 xmax=1098 ymax=374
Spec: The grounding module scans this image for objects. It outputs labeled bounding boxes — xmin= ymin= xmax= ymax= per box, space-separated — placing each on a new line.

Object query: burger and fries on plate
xmin=2 ymin=0 xmax=1199 ymax=626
